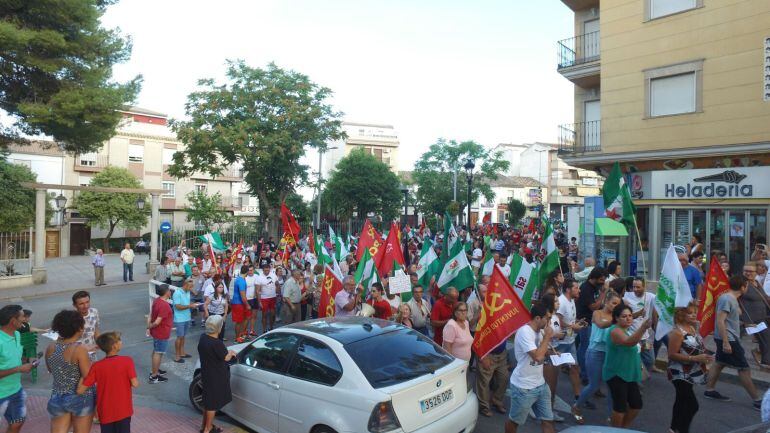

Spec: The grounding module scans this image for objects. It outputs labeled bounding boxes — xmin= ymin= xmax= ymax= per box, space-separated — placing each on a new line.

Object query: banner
xmin=697 ymin=257 xmax=730 ymax=338
xmin=281 ymin=202 xmax=301 ymax=244
xmin=378 ymin=221 xmax=406 ymax=275
xmin=356 ymin=220 xmax=385 ymax=264
xmin=317 ymin=265 xmax=344 ymax=318
xmin=654 ymin=245 xmax=694 ymax=340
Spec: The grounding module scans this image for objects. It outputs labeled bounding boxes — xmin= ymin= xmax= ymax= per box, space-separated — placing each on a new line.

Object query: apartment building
xmin=475 ymin=176 xmax=548 ymax=224
xmin=556 ymin=0 xmax=770 ymax=278
xmin=322 ymin=122 xmax=400 ymax=179
xmin=7 ymin=107 xmax=257 ymax=257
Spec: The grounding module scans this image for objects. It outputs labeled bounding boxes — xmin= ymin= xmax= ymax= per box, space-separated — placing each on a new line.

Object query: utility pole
xmin=316 ymin=146 xmax=338 ymax=231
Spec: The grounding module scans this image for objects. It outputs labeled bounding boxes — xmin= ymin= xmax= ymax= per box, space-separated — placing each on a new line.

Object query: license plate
xmin=419 ymin=389 xmax=453 ymax=413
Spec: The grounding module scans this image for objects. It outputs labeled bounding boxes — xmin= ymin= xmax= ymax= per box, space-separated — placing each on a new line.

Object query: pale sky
xmin=102 ymin=0 xmax=574 ymax=171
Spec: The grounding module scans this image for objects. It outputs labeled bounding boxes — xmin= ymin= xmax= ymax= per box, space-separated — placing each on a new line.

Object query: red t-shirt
xmin=367 ymin=299 xmax=393 ymax=320
xmin=150 ymin=297 xmax=173 ymax=340
xmin=82 ymin=355 xmax=137 ymax=424
xmin=430 ymin=297 xmax=455 ymax=346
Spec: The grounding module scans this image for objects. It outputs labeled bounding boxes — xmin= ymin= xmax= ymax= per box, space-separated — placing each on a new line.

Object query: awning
xmin=595 ymin=218 xmax=629 ymax=237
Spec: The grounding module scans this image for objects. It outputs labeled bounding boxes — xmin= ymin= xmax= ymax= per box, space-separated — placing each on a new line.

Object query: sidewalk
xmin=0 ymin=253 xmax=151 ymax=300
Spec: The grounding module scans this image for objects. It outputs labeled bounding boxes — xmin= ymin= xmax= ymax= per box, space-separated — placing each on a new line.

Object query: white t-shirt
xmin=623 ymin=291 xmax=655 ymax=340
xmin=497 ymin=264 xmax=511 ymax=278
xmin=256 ymin=271 xmax=278 ymax=299
xmin=387 ymin=295 xmax=401 ymax=311
xmin=245 ymin=274 xmax=259 ymax=300
xmin=556 ymin=294 xmax=577 ymax=345
xmin=471 ymin=248 xmax=483 ymax=267
xmin=511 ymin=324 xmax=545 ymax=390
xmin=203 ymin=281 xmax=227 ymax=300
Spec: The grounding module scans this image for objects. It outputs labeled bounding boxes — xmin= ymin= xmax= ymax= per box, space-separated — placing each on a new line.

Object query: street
xmin=10 ymin=282 xmax=766 ymax=433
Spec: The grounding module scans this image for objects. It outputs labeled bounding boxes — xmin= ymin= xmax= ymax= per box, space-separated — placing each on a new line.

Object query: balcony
xmin=557 ymin=32 xmax=600 ymax=88
xmin=558 ymin=121 xmax=601 ymax=154
xmin=191 ymin=167 xmax=244 ymax=181
xmin=560 ymin=0 xmax=599 ymax=11
xmin=74 ymin=154 xmax=109 ymax=172
xmin=220 ymin=196 xmax=244 ymax=210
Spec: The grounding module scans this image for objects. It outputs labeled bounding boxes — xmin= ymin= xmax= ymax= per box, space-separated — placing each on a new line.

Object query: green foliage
xmin=74 ymin=166 xmax=147 ymax=251
xmin=506 ymin=198 xmax=527 ymax=226
xmin=413 ymin=139 xmax=510 ymax=217
xmin=284 ymin=192 xmax=311 ymax=223
xmin=168 ymin=60 xmax=344 ymax=233
xmin=0 ymin=157 xmax=52 ymax=231
xmin=183 ymin=191 xmax=231 ymax=230
xmin=323 ymin=148 xmax=402 ymax=221
xmin=0 ymin=0 xmax=141 ymax=151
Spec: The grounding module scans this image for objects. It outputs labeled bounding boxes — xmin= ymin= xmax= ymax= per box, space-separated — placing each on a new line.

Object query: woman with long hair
xmin=395 ymin=304 xmax=413 ymax=328
xmin=204 ymin=281 xmax=229 ymax=341
xmin=667 ymin=303 xmax=712 ymax=433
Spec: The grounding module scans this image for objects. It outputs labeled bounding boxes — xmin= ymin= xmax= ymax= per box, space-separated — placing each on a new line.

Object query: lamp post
xmin=463 ymin=158 xmax=475 ymax=230
xmin=136 ymin=196 xmax=146 ymax=211
xmin=55 ymin=193 xmax=67 ymax=226
xmin=317 ymin=146 xmax=339 ymax=231
xmin=400 ymin=184 xmax=410 ymax=265
xmin=400 ymin=185 xmax=409 ymax=227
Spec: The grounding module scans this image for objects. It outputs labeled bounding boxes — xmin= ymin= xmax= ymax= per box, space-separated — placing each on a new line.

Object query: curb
xmin=0 ymin=280 xmax=148 ymax=302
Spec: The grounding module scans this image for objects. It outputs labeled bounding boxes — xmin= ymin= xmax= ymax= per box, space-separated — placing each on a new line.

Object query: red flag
xmin=482 ymin=212 xmax=491 ymax=224
xmin=378 ymin=221 xmax=406 ymax=275
xmin=281 ymin=202 xmax=301 ymax=243
xmin=418 ymin=219 xmax=426 ymax=237
xmin=698 ymin=257 xmax=730 ymax=338
xmin=472 ymin=265 xmax=531 ymax=358
xmin=228 ymin=242 xmax=243 ymax=274
xmin=356 ymin=220 xmax=385 ymax=264
xmin=209 ymin=244 xmax=219 ymax=275
xmin=527 ymin=218 xmax=536 ymax=234
xmin=318 ymin=265 xmax=344 ymax=318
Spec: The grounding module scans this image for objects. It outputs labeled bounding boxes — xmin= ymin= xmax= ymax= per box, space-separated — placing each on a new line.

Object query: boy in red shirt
xmin=78 ymin=331 xmax=138 ymax=433
xmin=366 ymin=283 xmax=393 ymax=320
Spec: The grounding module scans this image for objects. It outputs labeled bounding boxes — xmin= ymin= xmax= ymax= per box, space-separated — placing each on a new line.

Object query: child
xmin=78 ymin=332 xmax=139 ymax=433
xmin=19 ymin=309 xmax=46 ymax=334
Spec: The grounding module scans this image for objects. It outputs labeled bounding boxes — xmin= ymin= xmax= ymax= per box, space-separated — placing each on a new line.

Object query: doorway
xmin=70 ymin=224 xmax=91 ymax=256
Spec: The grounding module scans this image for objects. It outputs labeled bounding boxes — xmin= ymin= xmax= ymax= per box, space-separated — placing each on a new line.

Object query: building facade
xmin=323 ymin=122 xmax=400 ymax=179
xmin=475 ymin=176 xmax=548 ymax=224
xmin=556 ymin=0 xmax=770 ymax=279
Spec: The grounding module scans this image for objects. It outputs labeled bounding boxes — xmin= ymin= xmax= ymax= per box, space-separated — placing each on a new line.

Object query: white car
xmin=189 ymin=317 xmax=478 ymax=433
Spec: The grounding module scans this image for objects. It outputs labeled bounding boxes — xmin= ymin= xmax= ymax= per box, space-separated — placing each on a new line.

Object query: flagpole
xmin=632 ymin=216 xmax=648 ymax=280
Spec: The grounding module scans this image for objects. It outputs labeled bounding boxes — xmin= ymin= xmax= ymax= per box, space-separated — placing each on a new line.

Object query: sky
xmin=101 ymin=0 xmax=575 ymax=171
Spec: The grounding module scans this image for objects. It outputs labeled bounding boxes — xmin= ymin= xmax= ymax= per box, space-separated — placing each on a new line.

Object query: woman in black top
xmin=198 ymin=315 xmax=237 ymax=433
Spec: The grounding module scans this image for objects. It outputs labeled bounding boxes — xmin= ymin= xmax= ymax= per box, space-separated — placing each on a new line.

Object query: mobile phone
xmin=31 ymin=359 xmax=40 ymax=367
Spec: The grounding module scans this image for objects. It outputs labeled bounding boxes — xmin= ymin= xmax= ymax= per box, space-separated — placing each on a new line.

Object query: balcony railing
xmin=74 ymin=154 xmax=109 ymax=171
xmin=558 ymin=121 xmax=601 ymax=153
xmin=557 ymin=31 xmax=600 ymax=69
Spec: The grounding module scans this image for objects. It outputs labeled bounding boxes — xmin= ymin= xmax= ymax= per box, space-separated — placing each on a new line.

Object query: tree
xmin=506 ymin=198 xmax=527 ymax=226
xmin=413 ymin=139 xmax=510 ymax=218
xmin=0 ymin=157 xmax=52 ymax=231
xmin=168 ymin=61 xmax=344 ymax=236
xmin=184 ymin=191 xmax=231 ymax=230
xmin=284 ymin=192 xmax=311 ymax=224
xmin=0 ymin=0 xmax=141 ymax=152
xmin=74 ymin=166 xmax=147 ymax=251
xmin=323 ymin=148 xmax=402 ymax=221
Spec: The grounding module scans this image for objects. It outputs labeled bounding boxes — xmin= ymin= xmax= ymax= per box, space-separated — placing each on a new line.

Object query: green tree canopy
xmin=0 ymin=0 xmax=141 ymax=151
xmin=74 ymin=166 xmax=147 ymax=251
xmin=413 ymin=139 xmax=509 ymax=218
xmin=506 ymin=198 xmax=527 ymax=226
xmin=284 ymin=192 xmax=311 ymax=224
xmin=184 ymin=191 xmax=231 ymax=231
xmin=0 ymin=156 xmax=52 ymax=231
xmin=323 ymin=148 xmax=402 ymax=221
xmin=168 ymin=61 xmax=344 ymax=236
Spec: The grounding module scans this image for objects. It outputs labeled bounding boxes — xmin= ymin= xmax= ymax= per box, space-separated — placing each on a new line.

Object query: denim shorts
xmin=47 ymin=391 xmax=95 ymax=418
xmin=507 ymin=383 xmax=553 ymax=426
xmin=0 ymin=388 xmax=26 ymax=424
xmin=153 ymin=338 xmax=169 ymax=353
xmin=175 ymin=321 xmax=191 ymax=337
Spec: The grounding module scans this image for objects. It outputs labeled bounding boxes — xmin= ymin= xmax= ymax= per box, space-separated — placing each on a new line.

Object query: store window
xmin=727 ymin=211 xmax=746 ymax=274
xmin=710 ymin=209 xmax=726 ymax=257
xmin=750 ymin=210 xmax=767 ymax=256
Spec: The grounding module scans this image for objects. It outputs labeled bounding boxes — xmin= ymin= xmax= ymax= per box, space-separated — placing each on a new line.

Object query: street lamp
xmin=317 ymin=145 xmax=339 ymax=231
xmin=55 ymin=193 xmax=67 ymax=226
xmin=136 ymin=196 xmax=146 ymax=210
xmin=400 ymin=184 xmax=410 ymax=265
xmin=400 ymin=185 xmax=409 ymax=226
xmin=463 ymin=158 xmax=475 ymax=229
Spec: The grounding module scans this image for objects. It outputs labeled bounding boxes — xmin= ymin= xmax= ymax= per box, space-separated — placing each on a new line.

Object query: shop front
xmin=629 ymin=166 xmax=770 ymax=281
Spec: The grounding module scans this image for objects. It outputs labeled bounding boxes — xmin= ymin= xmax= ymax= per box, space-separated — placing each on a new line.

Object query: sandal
xmin=480 ymin=408 xmax=493 ymax=417
xmin=571 ymin=406 xmax=585 ymax=425
xmin=182 ymin=354 xmax=192 ymax=359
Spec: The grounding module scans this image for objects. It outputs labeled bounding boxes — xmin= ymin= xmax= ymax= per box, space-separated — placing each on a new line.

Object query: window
xmin=162 ymin=148 xmax=176 ymax=165
xmin=128 ymin=144 xmax=144 ymax=163
xmin=78 ymin=175 xmax=92 ymax=187
xmin=287 ymin=338 xmax=342 ymax=386
xmin=648 ymin=0 xmax=699 ymax=20
xmin=79 ymin=153 xmax=97 ymax=166
xmin=194 ymin=183 xmax=207 ymax=194
xmin=239 ymin=333 xmax=299 ymax=374
xmin=161 ymin=182 xmax=175 ymax=198
xmin=645 ymin=60 xmax=703 ymax=118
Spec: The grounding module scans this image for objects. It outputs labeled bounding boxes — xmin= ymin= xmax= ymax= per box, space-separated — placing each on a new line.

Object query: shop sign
xmin=633 ymin=166 xmax=769 ymax=200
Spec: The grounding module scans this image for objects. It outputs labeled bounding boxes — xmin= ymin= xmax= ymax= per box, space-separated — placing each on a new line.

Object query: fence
xmin=0 ymin=229 xmax=33 ymax=277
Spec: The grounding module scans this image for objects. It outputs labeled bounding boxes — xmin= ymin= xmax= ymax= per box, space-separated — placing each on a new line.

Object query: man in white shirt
xmin=471 ymin=246 xmax=483 ymax=271
xmin=120 ymin=242 xmax=135 ymax=282
xmin=256 ymin=262 xmax=278 ymax=332
xmin=406 ymin=285 xmax=431 ymax=336
xmin=244 ymin=265 xmax=260 ymax=336
xmin=507 ymin=302 xmax=555 ymax=433
xmin=497 ymin=253 xmax=511 ymax=278
xmin=335 ymin=276 xmax=359 ymax=317
xmin=623 ymin=276 xmax=658 ymax=373
xmin=556 ymin=278 xmax=586 ymax=402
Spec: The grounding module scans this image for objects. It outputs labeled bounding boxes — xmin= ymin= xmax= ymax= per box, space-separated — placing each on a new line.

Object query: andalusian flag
xmin=437 ymin=239 xmax=476 ymax=293
xmin=442 ymin=213 xmax=460 ymax=262
xmin=603 ymin=162 xmax=637 ymax=227
xmin=199 ymin=232 xmax=225 ymax=252
xmin=540 ymin=217 xmax=560 ymax=279
xmin=354 ymin=248 xmax=380 ymax=300
xmin=480 ymin=252 xmax=495 ymax=277
xmin=329 ymin=227 xmax=349 ymax=262
xmin=416 ymin=239 xmax=442 ymax=288
xmin=509 ymin=254 xmax=538 ymax=308
xmin=654 ymin=245 xmax=693 ymax=340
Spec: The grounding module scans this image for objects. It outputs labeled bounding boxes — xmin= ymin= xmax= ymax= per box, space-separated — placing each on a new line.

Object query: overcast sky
xmin=102 ymin=0 xmax=574 ymax=170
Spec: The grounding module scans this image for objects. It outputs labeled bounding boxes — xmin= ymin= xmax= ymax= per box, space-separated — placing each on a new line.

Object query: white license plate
xmin=419 ymin=389 xmax=453 ymax=413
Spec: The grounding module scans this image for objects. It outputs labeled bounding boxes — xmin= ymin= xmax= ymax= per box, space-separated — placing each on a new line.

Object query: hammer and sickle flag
xmin=472 ymin=265 xmax=531 ymax=359
xmin=697 ymin=256 xmax=730 ymax=338
xmin=317 ymin=264 xmax=344 ymax=318
xmin=356 ymin=220 xmax=385 ymax=265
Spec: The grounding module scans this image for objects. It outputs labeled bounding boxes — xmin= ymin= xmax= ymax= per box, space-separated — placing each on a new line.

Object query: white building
xmin=474 ymin=175 xmax=547 ymax=224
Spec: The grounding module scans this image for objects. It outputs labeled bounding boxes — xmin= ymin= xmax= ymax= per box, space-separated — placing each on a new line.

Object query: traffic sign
xmin=160 ymin=221 xmax=172 ymax=233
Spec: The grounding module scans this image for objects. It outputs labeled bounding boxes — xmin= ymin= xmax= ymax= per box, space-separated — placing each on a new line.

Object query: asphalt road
xmin=17 ymin=283 xmax=770 ymax=433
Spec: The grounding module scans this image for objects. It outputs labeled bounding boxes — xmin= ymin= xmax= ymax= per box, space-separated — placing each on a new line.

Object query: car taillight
xmin=367 ymin=401 xmax=401 ymax=432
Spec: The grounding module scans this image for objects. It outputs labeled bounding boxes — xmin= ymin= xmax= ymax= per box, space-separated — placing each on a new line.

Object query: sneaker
xmin=754 ymin=400 xmax=762 ymax=411
xmin=158 ymin=369 xmax=167 ymax=376
xmin=148 ymin=374 xmax=168 ymax=384
xmin=703 ymin=390 xmax=731 ymax=401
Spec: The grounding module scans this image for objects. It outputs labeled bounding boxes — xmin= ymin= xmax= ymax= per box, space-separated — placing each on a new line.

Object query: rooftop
xmin=485 ymin=175 xmax=544 ymax=188
xmin=121 ymin=106 xmax=168 ymax=118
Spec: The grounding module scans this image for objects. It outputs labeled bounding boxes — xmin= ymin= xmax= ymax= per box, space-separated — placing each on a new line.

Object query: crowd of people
xmin=4 ymin=223 xmax=770 ymax=433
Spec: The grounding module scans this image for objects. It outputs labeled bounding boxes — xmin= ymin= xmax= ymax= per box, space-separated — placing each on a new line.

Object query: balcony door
xmin=583 ymin=19 xmax=600 ymax=60
xmin=584 ymin=99 xmax=601 ymax=151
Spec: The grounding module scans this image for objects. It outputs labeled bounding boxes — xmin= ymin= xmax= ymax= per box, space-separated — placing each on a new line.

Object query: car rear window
xmin=345 ymin=328 xmax=455 ymax=388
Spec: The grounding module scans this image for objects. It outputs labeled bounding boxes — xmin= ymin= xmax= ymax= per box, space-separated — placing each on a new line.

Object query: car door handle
xmin=268 ymin=382 xmax=280 ymax=390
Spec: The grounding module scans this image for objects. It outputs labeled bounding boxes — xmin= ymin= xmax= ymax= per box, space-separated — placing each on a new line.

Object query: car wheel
xmin=311 ymin=426 xmax=338 ymax=433
xmin=189 ymin=372 xmax=204 ymax=413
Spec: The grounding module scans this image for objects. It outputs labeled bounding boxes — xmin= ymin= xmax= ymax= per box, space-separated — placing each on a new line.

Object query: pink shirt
xmin=442 ymin=319 xmax=473 ymax=361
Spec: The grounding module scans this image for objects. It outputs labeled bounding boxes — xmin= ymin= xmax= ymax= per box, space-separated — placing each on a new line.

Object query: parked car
xmin=189 ymin=317 xmax=478 ymax=433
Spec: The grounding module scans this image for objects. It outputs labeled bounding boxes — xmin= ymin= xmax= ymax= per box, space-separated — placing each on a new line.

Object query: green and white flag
xmin=603 ymin=161 xmax=637 ymax=227
xmin=442 ymin=213 xmax=460 ymax=261
xmin=480 ymin=252 xmax=496 ymax=277
xmin=416 ymin=239 xmax=442 ymax=288
xmin=329 ymin=227 xmax=349 ymax=262
xmin=509 ymin=254 xmax=538 ymax=308
xmin=539 ymin=217 xmax=561 ymax=283
xmin=654 ymin=244 xmax=693 ymax=340
xmin=199 ymin=232 xmax=225 ymax=252
xmin=354 ymin=248 xmax=380 ymax=299
xmin=437 ymin=240 xmax=476 ymax=293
